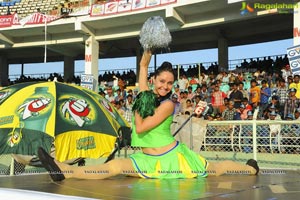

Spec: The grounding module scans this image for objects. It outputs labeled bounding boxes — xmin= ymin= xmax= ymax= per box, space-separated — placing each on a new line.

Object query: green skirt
xmin=129 ymin=141 xmax=208 ymax=179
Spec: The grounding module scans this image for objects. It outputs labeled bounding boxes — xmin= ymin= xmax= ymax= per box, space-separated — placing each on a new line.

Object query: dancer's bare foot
xmin=54 ymin=160 xmax=73 ymax=179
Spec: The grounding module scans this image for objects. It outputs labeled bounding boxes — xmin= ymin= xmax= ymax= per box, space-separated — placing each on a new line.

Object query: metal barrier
xmin=172 ymin=116 xmax=300 ymax=170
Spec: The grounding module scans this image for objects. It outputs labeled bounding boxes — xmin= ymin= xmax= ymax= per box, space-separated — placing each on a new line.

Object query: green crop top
xmin=131 ymin=115 xmax=175 ymax=148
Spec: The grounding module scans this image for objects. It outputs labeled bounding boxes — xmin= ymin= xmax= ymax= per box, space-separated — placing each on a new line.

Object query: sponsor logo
xmin=0 ymin=115 xmax=14 ymax=126
xmin=18 ymin=98 xmax=51 ymax=120
xmin=62 ymin=98 xmax=90 ymax=127
xmin=7 ymin=129 xmax=22 ymax=147
xmin=101 ymin=99 xmax=116 ymax=118
xmin=76 ymin=136 xmax=96 ymax=150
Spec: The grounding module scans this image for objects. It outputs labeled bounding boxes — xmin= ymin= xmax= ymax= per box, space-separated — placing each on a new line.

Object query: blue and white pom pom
xmin=139 ymin=16 xmax=172 ymax=51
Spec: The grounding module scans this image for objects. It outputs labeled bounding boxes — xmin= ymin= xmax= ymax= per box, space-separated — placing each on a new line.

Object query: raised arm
xmin=138 ymin=50 xmax=152 ymax=91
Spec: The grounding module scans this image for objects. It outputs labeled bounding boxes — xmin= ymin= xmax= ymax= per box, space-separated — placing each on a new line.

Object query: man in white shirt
xmin=177 ymin=74 xmax=188 ymax=92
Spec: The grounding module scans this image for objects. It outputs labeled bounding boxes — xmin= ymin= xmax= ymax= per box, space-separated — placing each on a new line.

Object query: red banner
xmin=0 ymin=14 xmax=14 ymax=28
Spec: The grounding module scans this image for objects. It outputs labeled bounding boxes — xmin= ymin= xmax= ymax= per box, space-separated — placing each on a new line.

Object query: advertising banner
xmin=19 ymin=13 xmax=59 ymax=26
xmin=81 ymin=74 xmax=94 ymax=91
xmin=287 ymin=44 xmax=300 ymax=75
xmin=0 ymin=14 xmax=14 ymax=28
xmin=90 ymin=0 xmax=177 ymax=16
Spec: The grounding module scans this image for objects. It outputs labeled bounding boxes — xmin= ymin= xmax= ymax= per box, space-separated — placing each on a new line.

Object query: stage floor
xmin=1 ymin=170 xmax=300 ymax=199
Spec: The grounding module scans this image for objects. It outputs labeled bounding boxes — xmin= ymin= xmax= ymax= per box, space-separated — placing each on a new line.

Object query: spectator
xmin=289 ymin=74 xmax=300 ymax=99
xmin=221 ymin=101 xmax=236 ymax=120
xmin=242 ymin=97 xmax=252 ymax=111
xmin=229 ymin=83 xmax=244 ymax=108
xmin=275 ymin=78 xmax=288 ymax=116
xmin=114 ymin=101 xmax=125 ymax=116
xmin=266 ymin=96 xmax=280 ymax=114
xmin=194 ymin=85 xmax=201 ymax=97
xmin=259 ymin=80 xmax=271 ymax=118
xmin=199 ymin=84 xmax=210 ymax=103
xmin=287 ymin=75 xmax=293 ymax=87
xmin=173 ymin=84 xmax=181 ymax=101
xmin=182 ymin=99 xmax=194 ymax=115
xmin=171 ymin=93 xmax=181 ymax=115
xmin=187 ymin=86 xmax=195 ymax=100
xmin=119 ymin=84 xmax=127 ymax=100
xmin=281 ymin=65 xmax=292 ymax=84
xmin=237 ymin=73 xmax=244 ymax=83
xmin=249 ymin=79 xmax=260 ymax=110
xmin=114 ymin=88 xmax=124 ymax=103
xmin=124 ymin=94 xmax=134 ymax=123
xmin=105 ymin=86 xmax=115 ymax=103
xmin=60 ymin=3 xmax=70 ymax=17
xmin=179 ymin=91 xmax=188 ymax=112
xmin=177 ymin=74 xmax=188 ymax=92
xmin=238 ymin=82 xmax=249 ymax=99
xmin=221 ymin=72 xmax=229 ymax=85
xmin=284 ymin=88 xmax=300 ymax=119
xmin=127 ymin=89 xmax=133 ymax=97
xmin=295 ymin=108 xmax=300 ymax=120
xmin=219 ymin=97 xmax=229 ymax=114
xmin=199 ymin=72 xmax=208 ymax=85
xmin=118 ymin=76 xmax=126 ymax=91
xmin=227 ymin=83 xmax=234 ymax=97
xmin=189 ymin=74 xmax=199 ymax=87
xmin=133 ymin=89 xmax=139 ymax=100
xmin=211 ymin=85 xmax=227 ymax=115
xmin=235 ymin=104 xmax=250 ymax=120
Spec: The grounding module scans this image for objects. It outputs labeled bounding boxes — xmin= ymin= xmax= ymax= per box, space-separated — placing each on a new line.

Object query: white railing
xmin=172 ymin=115 xmax=300 ymax=170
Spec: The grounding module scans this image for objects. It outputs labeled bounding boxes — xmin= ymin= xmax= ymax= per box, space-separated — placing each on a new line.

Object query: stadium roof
xmin=0 ymin=0 xmax=296 ymax=65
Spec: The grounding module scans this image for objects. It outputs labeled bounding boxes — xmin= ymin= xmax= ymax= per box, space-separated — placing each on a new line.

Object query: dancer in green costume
xmin=38 ymin=51 xmax=259 ymax=181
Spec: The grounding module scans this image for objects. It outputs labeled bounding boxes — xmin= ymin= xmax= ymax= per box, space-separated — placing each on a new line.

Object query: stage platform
xmin=0 ymin=170 xmax=300 ymax=199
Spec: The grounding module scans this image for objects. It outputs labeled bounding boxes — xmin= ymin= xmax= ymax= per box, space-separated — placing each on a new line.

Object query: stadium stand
xmin=0 ymin=0 xmax=90 ymax=18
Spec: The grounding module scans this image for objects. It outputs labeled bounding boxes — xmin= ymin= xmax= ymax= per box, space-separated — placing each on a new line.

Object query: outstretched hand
xmin=140 ymin=50 xmax=152 ymax=68
xmin=139 ymin=50 xmax=152 ymax=91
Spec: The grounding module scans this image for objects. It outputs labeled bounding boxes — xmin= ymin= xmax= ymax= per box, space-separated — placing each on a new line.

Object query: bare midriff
xmin=141 ymin=140 xmax=177 ymax=155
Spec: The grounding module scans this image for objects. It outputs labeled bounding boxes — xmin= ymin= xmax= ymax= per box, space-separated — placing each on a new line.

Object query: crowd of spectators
xmin=10 ymin=73 xmax=81 ymax=85
xmin=7 ymin=54 xmax=296 ymax=124
xmin=170 ymin=64 xmax=299 ymax=122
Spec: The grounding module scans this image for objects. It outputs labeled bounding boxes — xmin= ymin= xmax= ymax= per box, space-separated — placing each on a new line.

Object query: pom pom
xmin=132 ymin=90 xmax=159 ymax=119
xmin=139 ymin=16 xmax=172 ymax=51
